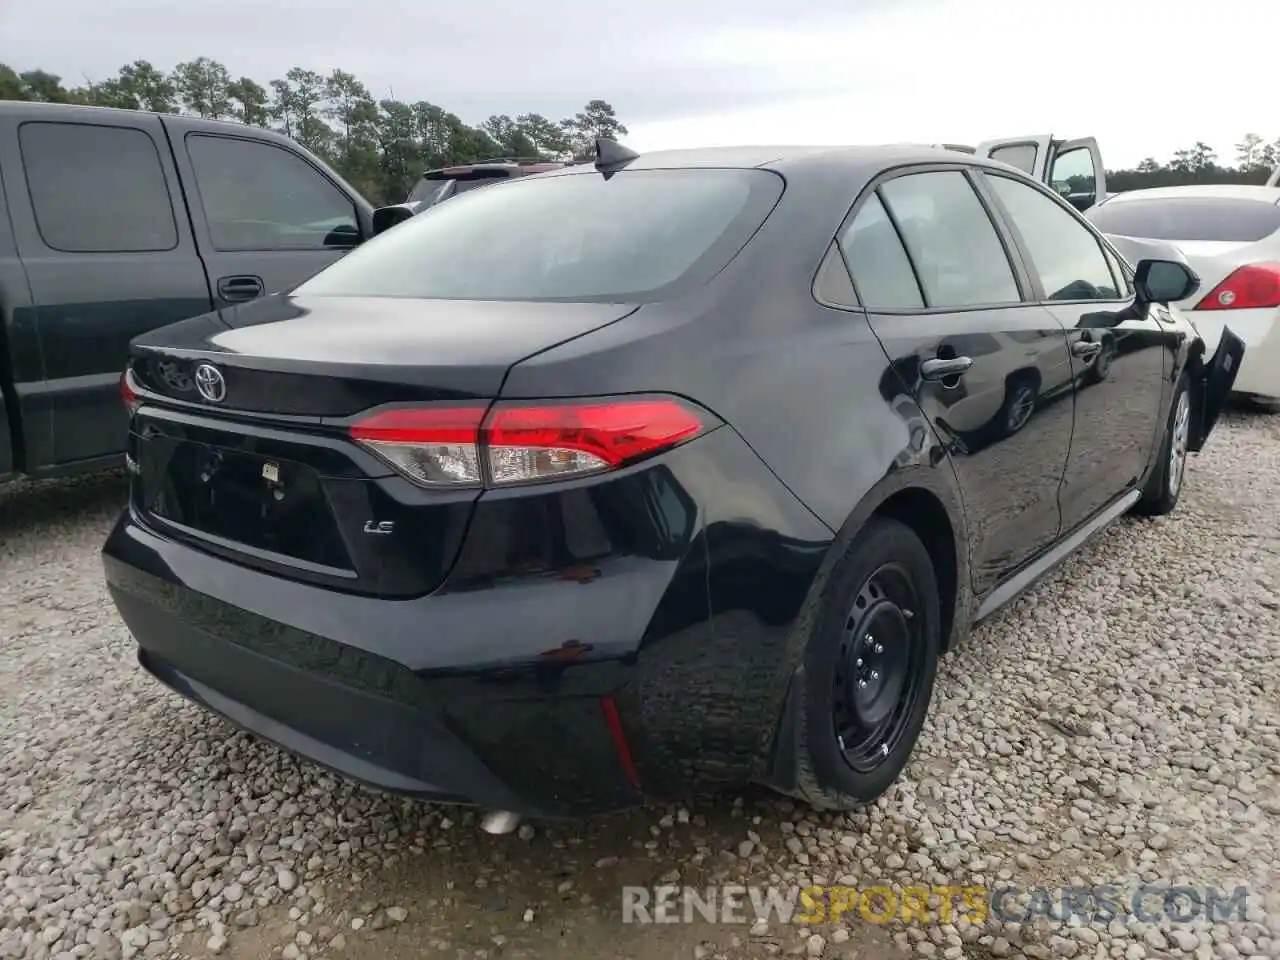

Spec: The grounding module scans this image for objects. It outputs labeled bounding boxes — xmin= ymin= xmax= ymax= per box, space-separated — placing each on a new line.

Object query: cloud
xmin=3 ymin=0 xmax=1278 ymax=168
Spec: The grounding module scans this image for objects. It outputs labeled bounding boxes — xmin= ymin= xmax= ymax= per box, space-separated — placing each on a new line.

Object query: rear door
xmin=838 ymin=165 xmax=1076 ymax=596
xmin=977 ymin=135 xmax=1106 ymax=211
xmin=164 ymin=118 xmax=368 ymax=307
xmin=0 ymin=106 xmax=213 ymax=471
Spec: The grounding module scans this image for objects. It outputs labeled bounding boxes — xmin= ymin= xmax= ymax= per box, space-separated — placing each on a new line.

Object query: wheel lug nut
xmin=858 ymin=679 xmax=867 ymax=688
xmin=870 ymin=671 xmax=879 ymax=680
xmin=874 ymin=644 xmax=883 ymax=654
xmin=855 ymin=658 xmax=863 ymax=667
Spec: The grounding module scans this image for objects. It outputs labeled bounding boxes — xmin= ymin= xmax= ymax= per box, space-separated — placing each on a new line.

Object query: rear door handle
xmin=920 ymin=356 xmax=974 ymax=381
xmin=1071 ymin=340 xmax=1102 ymax=358
xmin=216 ymin=275 xmax=265 ymax=302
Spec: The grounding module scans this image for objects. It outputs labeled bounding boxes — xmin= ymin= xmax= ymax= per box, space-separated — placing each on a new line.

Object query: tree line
xmin=1106 ymin=136 xmax=1279 ymax=191
xmin=0 ymin=59 xmax=629 ymax=204
xmin=3 ymin=58 xmax=1277 ymax=202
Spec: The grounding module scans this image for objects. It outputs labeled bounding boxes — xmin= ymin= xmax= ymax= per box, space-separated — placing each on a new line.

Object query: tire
xmin=997 ymin=374 xmax=1038 ymax=437
xmin=792 ymin=517 xmax=942 ymax=810
xmin=1135 ymin=372 xmax=1191 ymax=517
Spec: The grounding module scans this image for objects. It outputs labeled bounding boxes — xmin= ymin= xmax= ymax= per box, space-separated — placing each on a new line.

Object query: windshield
xmin=406 ymin=179 xmax=447 ymax=204
xmin=407 ymin=175 xmax=509 ymax=206
xmin=1086 ymin=196 xmax=1280 ymax=243
xmin=300 ymin=168 xmax=784 ymax=302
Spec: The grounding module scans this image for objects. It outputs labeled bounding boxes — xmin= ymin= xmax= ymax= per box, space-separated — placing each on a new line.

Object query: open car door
xmin=976 ymin=135 xmax=1106 ymax=211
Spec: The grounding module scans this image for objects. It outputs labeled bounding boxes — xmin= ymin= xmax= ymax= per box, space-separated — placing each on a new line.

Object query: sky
xmin=2 ymin=0 xmax=1276 ymax=170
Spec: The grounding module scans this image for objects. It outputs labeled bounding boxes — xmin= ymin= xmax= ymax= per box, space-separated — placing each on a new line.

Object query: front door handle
xmin=1071 ymin=340 xmax=1102 ymax=359
xmin=920 ymin=356 xmax=974 ymax=381
xmin=216 ymin=275 xmax=265 ymax=302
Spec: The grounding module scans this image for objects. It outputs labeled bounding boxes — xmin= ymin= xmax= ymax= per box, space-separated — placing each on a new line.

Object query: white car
xmin=1086 ymin=184 xmax=1280 ymax=406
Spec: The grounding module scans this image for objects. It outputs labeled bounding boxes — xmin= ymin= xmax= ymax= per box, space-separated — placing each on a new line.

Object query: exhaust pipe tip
xmin=480 ymin=810 xmax=523 ymax=835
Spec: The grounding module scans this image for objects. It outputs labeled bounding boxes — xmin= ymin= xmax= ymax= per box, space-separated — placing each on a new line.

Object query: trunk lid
xmin=131 ymin=293 xmax=638 ymax=415
xmin=127 ymin=293 xmax=639 ymax=598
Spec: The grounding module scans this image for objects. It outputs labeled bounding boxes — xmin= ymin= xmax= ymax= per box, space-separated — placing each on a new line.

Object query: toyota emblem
xmin=193 ymin=363 xmax=227 ymax=404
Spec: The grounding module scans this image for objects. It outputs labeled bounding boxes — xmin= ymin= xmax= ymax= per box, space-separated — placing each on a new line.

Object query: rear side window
xmin=1086 ymin=197 xmax=1280 ymax=242
xmin=186 ymin=134 xmax=359 ymax=251
xmin=879 ymin=171 xmax=1021 ymax=308
xmin=838 ymin=193 xmax=923 ymax=309
xmin=19 ymin=121 xmax=178 ymax=253
xmin=298 ymin=168 xmax=783 ymax=302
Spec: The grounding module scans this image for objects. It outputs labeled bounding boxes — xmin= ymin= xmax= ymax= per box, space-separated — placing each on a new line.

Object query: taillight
xmin=121 ymin=369 xmax=140 ymax=415
xmin=1194 ymin=262 xmax=1280 ymax=310
xmin=348 ymin=396 xmax=710 ymax=488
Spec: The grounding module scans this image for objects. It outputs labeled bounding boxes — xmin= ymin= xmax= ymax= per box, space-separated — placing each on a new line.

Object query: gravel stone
xmin=1 ymin=416 xmax=1278 ymax=959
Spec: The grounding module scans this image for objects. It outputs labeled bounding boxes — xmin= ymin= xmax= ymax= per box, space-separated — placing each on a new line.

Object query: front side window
xmin=297 ymin=168 xmax=783 ymax=302
xmin=186 ymin=134 xmax=358 ymax=251
xmin=20 ymin=121 xmax=178 ymax=253
xmin=879 ymin=171 xmax=1021 ymax=308
xmin=1102 ymin=246 xmax=1133 ymax=297
xmin=986 ymin=174 xmax=1119 ymax=301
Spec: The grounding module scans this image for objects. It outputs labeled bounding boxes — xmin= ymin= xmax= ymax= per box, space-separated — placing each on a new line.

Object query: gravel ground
xmin=2 ymin=409 xmax=1278 ymax=960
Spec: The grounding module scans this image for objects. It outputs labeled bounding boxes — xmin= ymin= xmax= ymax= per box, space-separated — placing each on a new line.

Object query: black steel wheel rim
xmin=831 ymin=562 xmax=926 ymax=773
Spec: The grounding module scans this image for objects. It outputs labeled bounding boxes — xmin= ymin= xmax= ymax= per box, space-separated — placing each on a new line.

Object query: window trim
xmin=183 ymin=131 xmax=360 ymax=253
xmin=815 ymin=161 xmax=1034 ymax=316
xmin=18 ymin=120 xmax=180 ymax=255
xmin=979 ymin=170 xmax=1133 ymax=307
xmin=872 ymin=186 xmax=928 ymax=309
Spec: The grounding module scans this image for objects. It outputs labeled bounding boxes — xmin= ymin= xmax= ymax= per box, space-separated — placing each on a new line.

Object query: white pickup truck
xmin=936 ymin=134 xmax=1107 ymax=211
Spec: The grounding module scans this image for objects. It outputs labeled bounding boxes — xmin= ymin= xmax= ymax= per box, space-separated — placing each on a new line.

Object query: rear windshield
xmin=298 ymin=168 xmax=784 ymax=302
xmin=1086 ymin=196 xmax=1280 ymax=242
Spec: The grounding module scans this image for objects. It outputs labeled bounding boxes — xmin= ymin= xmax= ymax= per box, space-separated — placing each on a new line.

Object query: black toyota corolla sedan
xmin=103 ymin=139 xmax=1245 ymax=824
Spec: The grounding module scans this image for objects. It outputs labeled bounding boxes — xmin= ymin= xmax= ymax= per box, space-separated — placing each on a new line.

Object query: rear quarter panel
xmin=500 ymin=161 xmax=974 ymax=776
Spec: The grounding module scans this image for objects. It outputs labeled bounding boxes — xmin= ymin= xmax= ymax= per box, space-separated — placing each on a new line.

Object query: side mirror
xmin=371 ymin=202 xmax=421 ymax=236
xmin=1134 ymin=258 xmax=1200 ymax=305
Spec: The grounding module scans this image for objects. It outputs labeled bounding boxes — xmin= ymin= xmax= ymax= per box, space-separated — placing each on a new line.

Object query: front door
xmin=838 ymin=166 xmax=1075 ymax=595
xmin=978 ymin=169 xmax=1168 ymax=530
xmin=162 ymin=119 xmax=364 ymax=308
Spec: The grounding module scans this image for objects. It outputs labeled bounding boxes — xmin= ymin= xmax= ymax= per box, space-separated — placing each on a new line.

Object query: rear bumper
xmin=102 ymin=427 xmax=834 ymax=816
xmin=106 ymin=528 xmax=643 ymax=817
